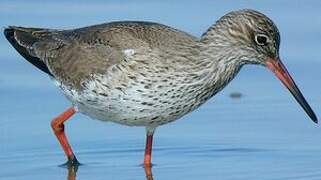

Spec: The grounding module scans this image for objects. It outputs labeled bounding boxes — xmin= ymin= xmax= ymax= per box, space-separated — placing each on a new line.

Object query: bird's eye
xmin=255 ymin=34 xmax=269 ymax=46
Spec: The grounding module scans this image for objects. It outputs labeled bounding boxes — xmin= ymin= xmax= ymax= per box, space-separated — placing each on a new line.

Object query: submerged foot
xmin=60 ymin=157 xmax=81 ymax=168
xmin=58 ymin=158 xmax=80 ymax=180
xmin=140 ymin=162 xmax=155 ymax=168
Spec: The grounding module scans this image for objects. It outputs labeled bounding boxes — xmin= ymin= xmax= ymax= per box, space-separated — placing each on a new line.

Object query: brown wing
xmin=4 ymin=25 xmax=130 ymax=89
xmin=4 ymin=22 xmax=197 ymax=90
xmin=4 ymin=27 xmax=54 ymax=76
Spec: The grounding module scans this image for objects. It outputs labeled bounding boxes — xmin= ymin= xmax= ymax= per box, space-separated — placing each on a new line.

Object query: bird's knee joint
xmin=51 ymin=120 xmax=64 ymax=133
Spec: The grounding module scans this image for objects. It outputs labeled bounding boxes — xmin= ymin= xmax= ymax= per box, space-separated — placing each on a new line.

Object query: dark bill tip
xmin=266 ymin=58 xmax=318 ymax=124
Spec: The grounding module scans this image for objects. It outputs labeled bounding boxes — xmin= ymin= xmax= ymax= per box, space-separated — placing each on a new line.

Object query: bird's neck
xmin=176 ymin=42 xmax=242 ymax=109
xmin=188 ymin=36 xmax=243 ymax=95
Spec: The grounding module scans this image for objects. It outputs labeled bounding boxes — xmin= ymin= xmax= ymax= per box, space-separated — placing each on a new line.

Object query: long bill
xmin=266 ymin=58 xmax=318 ymax=124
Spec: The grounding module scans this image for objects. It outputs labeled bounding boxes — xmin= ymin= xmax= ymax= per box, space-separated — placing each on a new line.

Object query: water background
xmin=1 ymin=1 xmax=321 ymax=179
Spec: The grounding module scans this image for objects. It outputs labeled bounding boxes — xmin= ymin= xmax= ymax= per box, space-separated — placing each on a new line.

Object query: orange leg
xmin=51 ymin=107 xmax=79 ymax=166
xmin=144 ymin=133 xmax=154 ymax=167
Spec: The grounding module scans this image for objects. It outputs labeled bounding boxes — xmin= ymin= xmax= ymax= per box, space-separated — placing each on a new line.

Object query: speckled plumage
xmin=5 ymin=9 xmax=318 ymax=166
xmin=4 ymin=10 xmax=281 ymax=129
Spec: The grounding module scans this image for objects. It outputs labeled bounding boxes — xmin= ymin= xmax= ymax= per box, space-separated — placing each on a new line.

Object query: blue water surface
xmin=0 ymin=1 xmax=321 ymax=180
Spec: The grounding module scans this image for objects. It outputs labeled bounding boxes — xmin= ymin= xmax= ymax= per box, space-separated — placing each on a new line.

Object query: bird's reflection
xmin=66 ymin=165 xmax=78 ymax=180
xmin=144 ymin=165 xmax=154 ymax=180
xmin=63 ymin=164 xmax=154 ymax=180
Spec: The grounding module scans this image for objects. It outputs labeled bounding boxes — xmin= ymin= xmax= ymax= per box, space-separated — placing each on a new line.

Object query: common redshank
xmin=4 ymin=9 xmax=317 ymax=167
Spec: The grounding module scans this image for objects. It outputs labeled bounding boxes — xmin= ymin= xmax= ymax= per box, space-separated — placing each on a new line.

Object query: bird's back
xmin=4 ymin=21 xmax=198 ymax=90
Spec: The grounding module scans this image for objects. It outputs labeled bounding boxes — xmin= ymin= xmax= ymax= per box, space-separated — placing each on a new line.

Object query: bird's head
xmin=203 ymin=9 xmax=317 ymax=123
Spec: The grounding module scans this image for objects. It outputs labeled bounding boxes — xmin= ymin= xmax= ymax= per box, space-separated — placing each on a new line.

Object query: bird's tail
xmin=4 ymin=26 xmax=53 ymax=76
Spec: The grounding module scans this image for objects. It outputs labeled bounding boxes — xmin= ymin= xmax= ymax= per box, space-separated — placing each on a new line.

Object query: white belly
xmin=52 ymin=77 xmax=190 ymax=127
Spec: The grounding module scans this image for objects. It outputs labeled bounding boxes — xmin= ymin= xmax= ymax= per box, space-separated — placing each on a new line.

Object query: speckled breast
xmin=55 ymin=69 xmax=217 ymax=127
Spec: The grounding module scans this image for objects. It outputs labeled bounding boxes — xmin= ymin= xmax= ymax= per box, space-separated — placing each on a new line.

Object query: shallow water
xmin=1 ymin=1 xmax=321 ymax=180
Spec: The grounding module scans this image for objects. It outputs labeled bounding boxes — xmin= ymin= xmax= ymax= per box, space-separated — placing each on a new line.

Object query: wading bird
xmin=4 ymin=9 xmax=317 ymax=167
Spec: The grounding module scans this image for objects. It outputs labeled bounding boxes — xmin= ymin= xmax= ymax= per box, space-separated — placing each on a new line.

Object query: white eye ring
xmin=255 ymin=34 xmax=269 ymax=46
